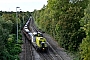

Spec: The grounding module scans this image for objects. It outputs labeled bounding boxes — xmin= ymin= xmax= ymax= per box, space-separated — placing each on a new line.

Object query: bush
xmin=18 ymin=39 xmax=23 ymax=44
xmin=14 ymin=55 xmax=20 ymax=60
xmin=80 ymin=36 xmax=90 ymax=60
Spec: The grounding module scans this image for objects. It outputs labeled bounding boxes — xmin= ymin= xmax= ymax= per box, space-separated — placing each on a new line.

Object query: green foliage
xmin=80 ymin=2 xmax=90 ymax=60
xmin=0 ymin=11 xmax=31 ymax=60
xmin=80 ymin=37 xmax=90 ymax=60
xmin=33 ymin=0 xmax=87 ymax=51
xmin=0 ymin=17 xmax=9 ymax=58
xmin=1 ymin=13 xmax=16 ymax=33
xmin=0 ymin=12 xmax=24 ymax=60
xmin=18 ymin=39 xmax=23 ymax=44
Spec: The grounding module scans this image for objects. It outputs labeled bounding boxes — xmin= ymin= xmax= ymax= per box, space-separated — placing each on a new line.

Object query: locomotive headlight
xmin=43 ymin=48 xmax=45 ymax=50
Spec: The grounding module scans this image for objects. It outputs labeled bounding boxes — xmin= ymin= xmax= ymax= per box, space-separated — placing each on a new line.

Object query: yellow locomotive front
xmin=36 ymin=37 xmax=47 ymax=51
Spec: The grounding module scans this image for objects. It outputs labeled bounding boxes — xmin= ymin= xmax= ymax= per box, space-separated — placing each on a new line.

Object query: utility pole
xmin=16 ymin=7 xmax=20 ymax=43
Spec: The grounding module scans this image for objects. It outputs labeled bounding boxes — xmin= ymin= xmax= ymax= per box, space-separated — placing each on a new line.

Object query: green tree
xmin=0 ymin=16 xmax=9 ymax=60
xmin=33 ymin=0 xmax=88 ymax=51
xmin=80 ymin=2 xmax=90 ymax=60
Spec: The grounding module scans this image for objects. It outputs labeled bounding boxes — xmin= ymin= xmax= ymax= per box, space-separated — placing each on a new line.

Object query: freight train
xmin=23 ymin=16 xmax=48 ymax=52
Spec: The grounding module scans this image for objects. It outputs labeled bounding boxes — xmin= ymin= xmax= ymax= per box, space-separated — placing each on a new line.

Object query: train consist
xmin=22 ymin=16 xmax=48 ymax=52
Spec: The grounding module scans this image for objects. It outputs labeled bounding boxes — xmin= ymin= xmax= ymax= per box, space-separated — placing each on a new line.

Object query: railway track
xmin=21 ymin=16 xmax=71 ymax=60
xmin=37 ymin=46 xmax=64 ymax=60
xmin=22 ymin=32 xmax=34 ymax=60
xmin=48 ymin=42 xmax=64 ymax=60
xmin=38 ymin=51 xmax=54 ymax=60
xmin=30 ymin=17 xmax=64 ymax=60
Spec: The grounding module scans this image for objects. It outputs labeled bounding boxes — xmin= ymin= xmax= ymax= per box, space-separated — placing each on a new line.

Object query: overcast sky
xmin=0 ymin=0 xmax=47 ymax=12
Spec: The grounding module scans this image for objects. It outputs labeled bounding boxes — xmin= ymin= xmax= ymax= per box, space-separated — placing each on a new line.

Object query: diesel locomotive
xmin=23 ymin=16 xmax=48 ymax=52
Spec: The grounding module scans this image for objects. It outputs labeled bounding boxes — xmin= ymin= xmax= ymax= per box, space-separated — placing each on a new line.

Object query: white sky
xmin=0 ymin=0 xmax=47 ymax=12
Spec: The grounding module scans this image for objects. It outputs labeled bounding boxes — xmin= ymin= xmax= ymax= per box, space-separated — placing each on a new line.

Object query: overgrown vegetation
xmin=79 ymin=1 xmax=90 ymax=60
xmin=33 ymin=0 xmax=90 ymax=60
xmin=0 ymin=11 xmax=31 ymax=60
